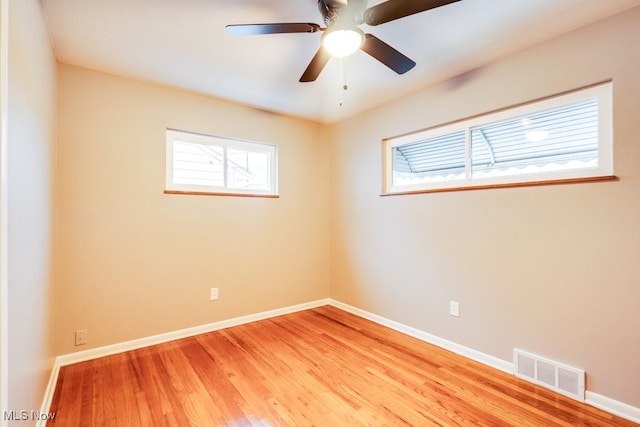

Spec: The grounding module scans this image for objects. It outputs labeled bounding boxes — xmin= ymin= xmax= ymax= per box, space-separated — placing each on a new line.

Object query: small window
xmin=165 ymin=129 xmax=277 ymax=196
xmin=383 ymin=82 xmax=613 ymax=194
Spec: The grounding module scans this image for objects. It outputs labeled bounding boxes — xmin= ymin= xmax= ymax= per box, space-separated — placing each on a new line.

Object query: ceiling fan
xmin=226 ymin=0 xmax=461 ymax=82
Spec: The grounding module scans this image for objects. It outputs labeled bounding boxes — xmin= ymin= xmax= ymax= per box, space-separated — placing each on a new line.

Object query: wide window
xmin=165 ymin=129 xmax=278 ymax=197
xmin=383 ymin=82 xmax=613 ymax=194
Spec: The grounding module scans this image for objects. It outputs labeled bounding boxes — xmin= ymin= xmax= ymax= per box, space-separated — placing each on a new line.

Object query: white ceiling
xmin=42 ymin=0 xmax=640 ymax=123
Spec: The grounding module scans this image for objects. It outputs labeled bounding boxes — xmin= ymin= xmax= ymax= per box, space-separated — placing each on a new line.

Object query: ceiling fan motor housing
xmin=317 ymin=0 xmax=368 ymax=26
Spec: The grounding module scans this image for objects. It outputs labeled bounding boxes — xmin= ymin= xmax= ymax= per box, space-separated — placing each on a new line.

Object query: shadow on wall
xmin=446 ymin=67 xmax=486 ymax=91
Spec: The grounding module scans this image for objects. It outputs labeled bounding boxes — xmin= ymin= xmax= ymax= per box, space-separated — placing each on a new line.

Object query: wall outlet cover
xmin=449 ymin=301 xmax=460 ymax=317
xmin=75 ymin=329 xmax=87 ymax=346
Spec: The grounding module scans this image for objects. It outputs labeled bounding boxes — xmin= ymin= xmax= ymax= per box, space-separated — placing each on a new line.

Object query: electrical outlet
xmin=449 ymin=301 xmax=460 ymax=318
xmin=75 ymin=329 xmax=87 ymax=346
xmin=210 ymin=287 xmax=219 ymax=301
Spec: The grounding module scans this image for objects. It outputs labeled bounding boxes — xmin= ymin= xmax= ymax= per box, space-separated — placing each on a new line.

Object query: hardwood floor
xmin=48 ymin=306 xmax=636 ymax=426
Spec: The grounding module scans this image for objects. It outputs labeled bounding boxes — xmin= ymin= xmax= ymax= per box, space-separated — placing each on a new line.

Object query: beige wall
xmin=55 ymin=65 xmax=330 ymax=355
xmin=329 ymin=7 xmax=640 ymax=408
xmin=4 ymin=0 xmax=57 ymax=419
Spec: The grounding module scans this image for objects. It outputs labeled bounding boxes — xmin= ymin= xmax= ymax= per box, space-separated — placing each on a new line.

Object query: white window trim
xmin=382 ymin=82 xmax=614 ymax=195
xmin=165 ymin=129 xmax=278 ymax=197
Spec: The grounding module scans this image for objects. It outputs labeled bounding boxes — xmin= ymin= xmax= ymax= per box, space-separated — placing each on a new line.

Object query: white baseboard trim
xmin=586 ymin=391 xmax=640 ymax=424
xmin=40 ymin=297 xmax=640 ymax=426
xmin=37 ymin=358 xmax=60 ymax=427
xmin=55 ymin=298 xmax=330 ymax=367
xmin=327 ymin=299 xmax=513 ymax=374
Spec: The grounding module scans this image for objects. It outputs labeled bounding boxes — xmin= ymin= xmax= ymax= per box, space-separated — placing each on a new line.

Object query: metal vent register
xmin=514 ymin=349 xmax=585 ymax=401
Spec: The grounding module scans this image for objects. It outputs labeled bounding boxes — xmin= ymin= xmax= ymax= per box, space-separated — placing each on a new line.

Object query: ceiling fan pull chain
xmin=339 ymin=58 xmax=349 ymax=107
xmin=341 ymin=58 xmax=348 ymax=91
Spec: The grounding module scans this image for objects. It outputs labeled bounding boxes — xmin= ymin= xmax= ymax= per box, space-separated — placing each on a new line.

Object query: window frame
xmin=382 ymin=82 xmax=614 ymax=195
xmin=165 ymin=128 xmax=278 ymax=197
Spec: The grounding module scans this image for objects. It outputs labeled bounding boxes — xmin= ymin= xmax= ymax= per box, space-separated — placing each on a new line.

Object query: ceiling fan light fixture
xmin=322 ymin=28 xmax=364 ymax=58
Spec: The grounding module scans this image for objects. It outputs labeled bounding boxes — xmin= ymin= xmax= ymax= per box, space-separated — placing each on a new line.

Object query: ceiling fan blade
xmin=361 ymin=34 xmax=415 ymax=74
xmin=299 ymin=47 xmax=332 ymax=82
xmin=226 ymin=23 xmax=322 ymax=36
xmin=364 ymin=0 xmax=461 ymax=26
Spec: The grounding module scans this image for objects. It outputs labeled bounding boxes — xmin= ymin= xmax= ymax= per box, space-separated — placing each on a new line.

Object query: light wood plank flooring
xmin=48 ymin=306 xmax=637 ymax=426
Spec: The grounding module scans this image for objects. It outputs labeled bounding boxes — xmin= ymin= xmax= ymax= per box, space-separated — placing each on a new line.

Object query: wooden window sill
xmin=164 ymin=190 xmax=279 ymax=198
xmin=381 ymin=175 xmax=618 ymax=196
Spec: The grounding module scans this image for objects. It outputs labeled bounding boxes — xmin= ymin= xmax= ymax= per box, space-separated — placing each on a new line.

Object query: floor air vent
xmin=514 ymin=349 xmax=585 ymax=401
